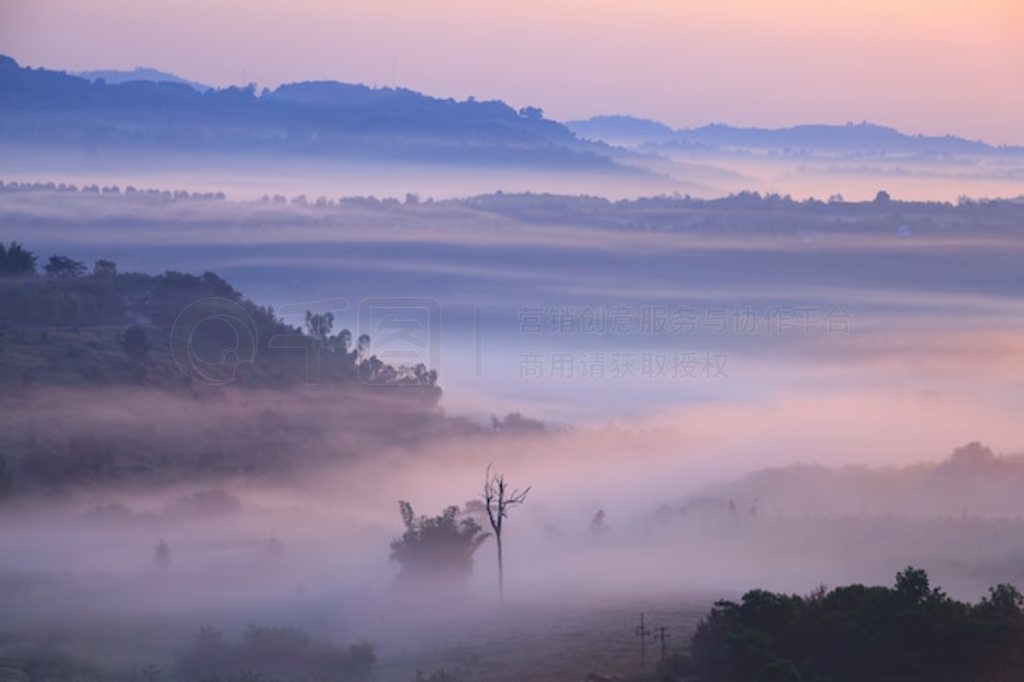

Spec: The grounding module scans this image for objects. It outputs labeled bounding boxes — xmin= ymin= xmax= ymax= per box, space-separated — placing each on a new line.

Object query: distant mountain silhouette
xmin=75 ymin=66 xmax=211 ymax=92
xmin=681 ymin=442 xmax=1024 ymax=519
xmin=566 ymin=114 xmax=676 ymax=145
xmin=569 ymin=115 xmax=1023 ymax=156
xmin=0 ymin=55 xmax=624 ymax=169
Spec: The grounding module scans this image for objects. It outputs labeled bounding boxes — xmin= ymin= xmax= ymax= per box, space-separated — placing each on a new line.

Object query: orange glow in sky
xmin=2 ymin=0 xmax=1022 ymax=143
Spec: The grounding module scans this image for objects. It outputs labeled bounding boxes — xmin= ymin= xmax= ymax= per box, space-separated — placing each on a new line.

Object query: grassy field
xmin=369 ymin=597 xmax=710 ymax=682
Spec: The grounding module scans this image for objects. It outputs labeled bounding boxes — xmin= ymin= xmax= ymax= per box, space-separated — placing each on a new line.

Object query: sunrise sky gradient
xmin=2 ymin=0 xmax=1023 ymax=144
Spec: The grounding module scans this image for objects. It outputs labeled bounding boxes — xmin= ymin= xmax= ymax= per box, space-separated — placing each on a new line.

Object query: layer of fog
xmin=2 ymin=384 xmax=1022 ymax=674
xmin=3 ymin=381 xmax=1024 ymax=610
xmin=640 ymin=149 xmax=1024 ymax=202
xmin=5 ymin=143 xmax=1024 ymax=204
xmin=3 ymin=186 xmax=1024 ymax=675
xmin=0 ymin=148 xmax=684 ymax=203
xmin=3 ymin=187 xmax=1024 ymax=423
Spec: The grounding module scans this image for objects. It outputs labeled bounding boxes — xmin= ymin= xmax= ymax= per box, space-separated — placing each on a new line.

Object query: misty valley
xmin=1 ymin=15 xmax=1024 ymax=680
xmin=1 ymin=180 xmax=1024 ymax=681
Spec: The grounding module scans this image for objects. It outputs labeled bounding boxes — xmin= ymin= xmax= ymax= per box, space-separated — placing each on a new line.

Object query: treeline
xmin=174 ymin=625 xmax=374 ymax=682
xmin=0 ymin=623 xmax=375 ymax=682
xmin=0 ymin=179 xmax=226 ymax=201
xmin=0 ymin=241 xmax=439 ymax=392
xmin=465 ymin=188 xmax=1021 ymax=215
xmin=669 ymin=568 xmax=1024 ymax=682
xmin=6 ymin=178 xmax=1021 ymax=219
xmin=0 ymin=54 xmax=615 ymax=169
xmin=0 ymin=243 xmax=451 ymax=491
xmin=0 ymin=177 xmax=429 ymax=210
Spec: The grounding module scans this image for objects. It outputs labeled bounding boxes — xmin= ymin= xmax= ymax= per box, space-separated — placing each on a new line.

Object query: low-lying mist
xmin=3 ymin=185 xmax=1024 ymax=679
xmin=4 ymin=382 xmax=1024 ymax=628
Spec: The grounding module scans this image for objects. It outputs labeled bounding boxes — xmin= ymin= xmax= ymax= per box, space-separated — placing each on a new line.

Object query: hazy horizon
xmin=2 ymin=0 xmax=1023 ymax=145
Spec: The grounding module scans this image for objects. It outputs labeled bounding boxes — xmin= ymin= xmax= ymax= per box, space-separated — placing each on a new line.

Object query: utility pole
xmin=634 ymin=613 xmax=652 ymax=671
xmin=654 ymin=625 xmax=671 ymax=668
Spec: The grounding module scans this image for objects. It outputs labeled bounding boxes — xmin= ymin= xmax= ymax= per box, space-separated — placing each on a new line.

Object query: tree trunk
xmin=496 ymin=533 xmax=504 ymax=603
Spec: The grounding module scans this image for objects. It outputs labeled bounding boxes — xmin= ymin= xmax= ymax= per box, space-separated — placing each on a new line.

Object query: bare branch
xmin=481 ymin=465 xmax=531 ymax=601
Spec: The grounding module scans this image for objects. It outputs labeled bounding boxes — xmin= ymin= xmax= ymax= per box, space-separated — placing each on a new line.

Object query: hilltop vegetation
xmin=0 ymin=241 xmax=439 ymax=392
xmin=669 ymin=568 xmax=1024 ymax=682
xmin=677 ymin=442 xmax=1024 ymax=519
xmin=75 ymin=65 xmax=212 ymax=92
xmin=0 ymin=242 xmax=463 ymax=493
xmin=0 ymin=55 xmax=621 ymax=169
xmin=567 ymin=115 xmax=1024 ymax=156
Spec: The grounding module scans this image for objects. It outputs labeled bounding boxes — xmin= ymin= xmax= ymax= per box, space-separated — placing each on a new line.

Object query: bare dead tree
xmin=483 ymin=464 xmax=530 ymax=602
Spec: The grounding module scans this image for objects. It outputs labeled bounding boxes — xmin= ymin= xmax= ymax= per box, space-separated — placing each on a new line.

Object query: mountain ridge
xmin=680 ymin=442 xmax=1024 ymax=519
xmin=75 ymin=66 xmax=211 ymax=92
xmin=568 ymin=114 xmax=1024 ymax=156
xmin=0 ymin=55 xmax=626 ymax=170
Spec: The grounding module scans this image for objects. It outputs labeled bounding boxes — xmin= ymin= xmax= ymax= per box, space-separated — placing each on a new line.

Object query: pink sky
xmin=2 ymin=0 xmax=1023 ymax=144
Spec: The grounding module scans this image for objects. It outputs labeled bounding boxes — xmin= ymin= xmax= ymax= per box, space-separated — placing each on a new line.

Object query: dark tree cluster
xmin=462 ymin=189 xmax=1024 ymax=236
xmin=0 ymin=243 xmax=127 ymax=331
xmin=0 ymin=240 xmax=36 ymax=277
xmin=676 ymin=568 xmax=1024 ymax=682
xmin=389 ymin=467 xmax=531 ymax=600
xmin=174 ymin=625 xmax=374 ymax=682
xmin=0 ymin=243 xmax=440 ymax=394
xmin=0 ymin=178 xmax=227 ymax=201
xmin=390 ymin=501 xmax=490 ymax=586
xmin=0 ymin=55 xmax=611 ymax=169
xmin=0 ymin=244 xmax=448 ymax=493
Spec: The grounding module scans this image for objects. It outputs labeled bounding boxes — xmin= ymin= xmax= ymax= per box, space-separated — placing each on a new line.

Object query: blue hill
xmin=0 ymin=55 xmax=624 ymax=170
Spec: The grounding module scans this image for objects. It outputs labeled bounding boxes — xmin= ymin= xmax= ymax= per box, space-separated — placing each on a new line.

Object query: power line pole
xmin=654 ymin=625 xmax=671 ymax=668
xmin=634 ymin=613 xmax=651 ymax=671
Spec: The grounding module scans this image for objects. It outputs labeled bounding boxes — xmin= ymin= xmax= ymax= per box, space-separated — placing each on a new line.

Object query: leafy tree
xmin=0 ymin=241 xmax=37 ymax=276
xmin=44 ymin=254 xmax=86 ymax=278
xmin=305 ymin=310 xmax=335 ymax=341
xmin=518 ymin=106 xmax=543 ymax=120
xmin=687 ymin=568 xmax=1024 ymax=682
xmin=390 ymin=501 xmax=490 ymax=585
xmin=894 ymin=565 xmax=944 ymax=605
xmin=336 ymin=328 xmax=353 ymax=354
xmin=979 ymin=584 xmax=1024 ymax=618
xmin=93 ymin=258 xmax=117 ymax=279
xmin=491 ymin=412 xmax=545 ymax=433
